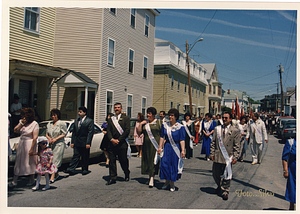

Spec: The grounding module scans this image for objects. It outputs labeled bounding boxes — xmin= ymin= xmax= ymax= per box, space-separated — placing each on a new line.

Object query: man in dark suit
xmin=64 ymin=106 xmax=94 ymax=175
xmin=106 ymin=103 xmax=130 ymax=185
xmin=210 ymin=112 xmax=240 ymax=200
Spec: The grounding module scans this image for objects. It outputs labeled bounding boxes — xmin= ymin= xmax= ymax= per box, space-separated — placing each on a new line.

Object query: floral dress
xmin=36 ymin=148 xmax=57 ymax=175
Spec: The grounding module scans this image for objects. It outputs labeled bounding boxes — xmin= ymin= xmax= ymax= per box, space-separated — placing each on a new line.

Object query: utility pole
xmin=279 ymin=65 xmax=284 ymax=115
xmin=276 ymin=83 xmax=279 ymax=113
xmin=186 ymin=40 xmax=193 ymax=115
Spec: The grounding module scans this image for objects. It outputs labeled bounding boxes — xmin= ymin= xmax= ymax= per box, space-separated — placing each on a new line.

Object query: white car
xmin=9 ymin=120 xmax=104 ymax=164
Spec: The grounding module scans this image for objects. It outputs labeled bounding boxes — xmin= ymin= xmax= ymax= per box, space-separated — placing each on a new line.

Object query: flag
xmin=241 ymin=106 xmax=244 ymax=116
xmin=235 ymin=96 xmax=240 ymax=119
xmin=250 ymin=108 xmax=253 ymax=117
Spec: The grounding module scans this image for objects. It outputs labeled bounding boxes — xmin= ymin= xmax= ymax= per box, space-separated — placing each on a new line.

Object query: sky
xmin=154 ymin=9 xmax=297 ymax=101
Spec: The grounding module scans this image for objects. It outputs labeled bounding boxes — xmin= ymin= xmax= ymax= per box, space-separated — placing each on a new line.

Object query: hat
xmin=13 ymin=94 xmax=20 ymax=100
xmin=37 ymin=136 xmax=48 ymax=144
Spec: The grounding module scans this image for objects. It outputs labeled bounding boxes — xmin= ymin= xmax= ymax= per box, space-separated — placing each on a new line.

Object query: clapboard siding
xmin=52 ymin=7 xmax=103 ymax=123
xmin=99 ymin=8 xmax=156 ymax=120
xmin=9 ymin=7 xmax=56 ymax=66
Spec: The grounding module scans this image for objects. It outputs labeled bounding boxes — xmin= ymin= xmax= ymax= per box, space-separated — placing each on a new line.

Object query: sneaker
xmin=170 ymin=187 xmax=175 ymax=192
xmin=207 ymin=158 xmax=210 ymax=161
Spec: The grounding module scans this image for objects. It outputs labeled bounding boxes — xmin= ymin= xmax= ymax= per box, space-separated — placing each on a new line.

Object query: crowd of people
xmin=7 ymin=99 xmax=295 ymax=209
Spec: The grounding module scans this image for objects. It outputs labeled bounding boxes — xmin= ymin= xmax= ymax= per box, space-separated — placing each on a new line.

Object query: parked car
xmin=276 ymin=117 xmax=295 ymax=137
xmin=9 ymin=120 xmax=104 ymax=164
xmin=128 ymin=118 xmax=138 ymax=148
xmin=281 ymin=120 xmax=296 ymax=143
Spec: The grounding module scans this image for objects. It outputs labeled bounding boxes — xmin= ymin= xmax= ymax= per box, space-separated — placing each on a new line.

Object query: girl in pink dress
xmin=134 ymin=113 xmax=144 ymax=157
xmin=32 ymin=136 xmax=57 ymax=191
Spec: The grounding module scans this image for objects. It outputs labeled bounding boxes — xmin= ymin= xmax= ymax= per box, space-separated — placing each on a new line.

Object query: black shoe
xmin=106 ymin=180 xmax=116 ymax=185
xmin=63 ymin=169 xmax=75 ymax=175
xmin=222 ymin=193 xmax=228 ymax=200
xmin=215 ymin=187 xmax=221 ymax=194
xmin=125 ymin=176 xmax=130 ymax=182
xmin=82 ymin=170 xmax=90 ymax=175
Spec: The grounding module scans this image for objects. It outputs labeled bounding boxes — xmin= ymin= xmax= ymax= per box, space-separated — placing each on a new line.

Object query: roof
xmin=200 ymin=63 xmax=219 ymax=81
xmin=223 ymin=89 xmax=244 ymax=100
xmin=55 ymin=70 xmax=98 ymax=88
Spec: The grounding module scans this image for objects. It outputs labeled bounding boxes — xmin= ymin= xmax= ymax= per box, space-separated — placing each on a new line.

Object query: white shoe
xmin=42 ymin=186 xmax=50 ymax=191
xmin=32 ymin=186 xmax=39 ymax=191
xmin=251 ymin=161 xmax=257 ymax=165
xmin=207 ymin=158 xmax=210 ymax=161
xmin=170 ymin=187 xmax=175 ymax=192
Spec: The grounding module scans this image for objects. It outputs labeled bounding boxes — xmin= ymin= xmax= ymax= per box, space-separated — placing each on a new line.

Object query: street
xmin=7 ymin=133 xmax=289 ymax=211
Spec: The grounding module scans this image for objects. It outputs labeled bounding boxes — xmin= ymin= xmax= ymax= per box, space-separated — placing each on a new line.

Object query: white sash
xmin=205 ymin=121 xmax=213 ymax=140
xmin=111 ymin=116 xmax=131 ymax=159
xmin=252 ymin=123 xmax=263 ymax=139
xmin=145 ymin=123 xmax=161 ymax=164
xmin=216 ymin=126 xmax=232 ymax=180
xmin=182 ymin=120 xmax=193 ymax=149
xmin=164 ymin=121 xmax=184 ymax=174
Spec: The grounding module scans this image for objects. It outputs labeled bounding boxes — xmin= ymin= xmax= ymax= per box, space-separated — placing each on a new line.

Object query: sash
xmin=216 ymin=126 xmax=232 ymax=180
xmin=145 ymin=122 xmax=161 ymax=164
xmin=251 ymin=122 xmax=264 ymax=148
xmin=205 ymin=121 xmax=213 ymax=140
xmin=164 ymin=121 xmax=184 ymax=174
xmin=182 ymin=121 xmax=193 ymax=149
xmin=111 ymin=116 xmax=131 ymax=159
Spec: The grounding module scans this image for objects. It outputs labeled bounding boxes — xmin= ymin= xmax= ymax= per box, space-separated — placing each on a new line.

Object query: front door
xmin=80 ymin=91 xmax=95 ymax=119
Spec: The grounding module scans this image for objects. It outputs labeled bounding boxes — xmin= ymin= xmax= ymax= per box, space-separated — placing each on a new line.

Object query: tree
xmin=221 ymin=105 xmax=232 ymax=114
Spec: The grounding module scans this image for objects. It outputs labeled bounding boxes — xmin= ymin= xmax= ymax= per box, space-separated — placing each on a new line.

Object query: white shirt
xmin=224 ymin=124 xmax=231 ymax=135
xmin=115 ymin=114 xmax=121 ymax=121
xmin=78 ymin=116 xmax=86 ymax=126
xmin=10 ymin=102 xmax=22 ymax=115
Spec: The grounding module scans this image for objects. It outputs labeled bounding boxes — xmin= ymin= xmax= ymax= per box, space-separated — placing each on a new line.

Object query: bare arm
xmin=282 ymin=160 xmax=289 ymax=178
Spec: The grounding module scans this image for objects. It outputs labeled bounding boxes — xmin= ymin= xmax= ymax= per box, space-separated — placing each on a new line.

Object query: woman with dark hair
xmin=46 ymin=108 xmax=67 ymax=183
xmin=157 ymin=108 xmax=185 ymax=192
xmin=182 ymin=112 xmax=195 ymax=159
xmin=201 ymin=113 xmax=216 ymax=161
xmin=134 ymin=113 xmax=145 ymax=158
xmin=137 ymin=107 xmax=162 ymax=187
xmin=100 ymin=113 xmax=114 ymax=167
xmin=9 ymin=108 xmax=39 ymax=187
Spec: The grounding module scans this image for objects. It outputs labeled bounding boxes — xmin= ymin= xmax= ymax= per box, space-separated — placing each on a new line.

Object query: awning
xmin=55 ymin=70 xmax=98 ymax=88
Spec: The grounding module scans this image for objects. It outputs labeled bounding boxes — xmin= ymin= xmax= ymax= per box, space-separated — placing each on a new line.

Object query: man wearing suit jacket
xmin=210 ymin=112 xmax=241 ymax=200
xmin=246 ymin=113 xmax=268 ymax=165
xmin=106 ymin=103 xmax=130 ymax=185
xmin=64 ymin=106 xmax=94 ymax=175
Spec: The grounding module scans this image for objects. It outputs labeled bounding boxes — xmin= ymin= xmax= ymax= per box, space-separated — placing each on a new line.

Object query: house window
xmin=110 ymin=8 xmax=116 ymax=14
xmin=142 ymin=97 xmax=147 ymax=115
xmin=106 ymin=90 xmax=114 ymax=115
xmin=209 ymin=85 xmax=211 ymax=94
xmin=178 ymin=52 xmax=181 ymax=65
xmin=177 ymin=103 xmax=180 ymax=110
xmin=177 ymin=78 xmax=180 ymax=92
xmin=108 ymin=39 xmax=115 ymax=66
xmin=171 ymin=75 xmax=174 ymax=90
xmin=170 ymin=102 xmax=173 ymax=109
xmin=213 ymin=85 xmax=216 ymax=94
xmin=129 ymin=49 xmax=134 ymax=73
xmin=192 ymin=85 xmax=194 ymax=97
xmin=184 ymin=81 xmax=187 ymax=93
xmin=127 ymin=94 xmax=133 ymax=118
xmin=143 ymin=57 xmax=148 ymax=79
xmin=24 ymin=7 xmax=40 ymax=33
xmin=131 ymin=9 xmax=136 ymax=28
xmin=145 ymin=14 xmax=150 ymax=37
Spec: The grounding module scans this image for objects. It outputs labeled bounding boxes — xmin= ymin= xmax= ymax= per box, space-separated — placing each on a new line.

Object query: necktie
xmin=79 ymin=118 xmax=82 ymax=128
xmin=223 ymin=127 xmax=225 ymax=138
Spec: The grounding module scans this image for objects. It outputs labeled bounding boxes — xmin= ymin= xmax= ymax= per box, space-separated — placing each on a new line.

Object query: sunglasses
xmin=222 ymin=117 xmax=229 ymax=119
xmin=39 ymin=142 xmax=47 ymax=145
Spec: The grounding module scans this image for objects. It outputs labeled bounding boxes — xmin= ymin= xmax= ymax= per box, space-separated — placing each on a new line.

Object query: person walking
xmin=46 ymin=108 xmax=67 ymax=183
xmin=137 ymin=107 xmax=162 ymax=188
xmin=134 ymin=113 xmax=144 ymax=158
xmin=9 ymin=108 xmax=39 ymax=188
xmin=201 ymin=113 xmax=216 ymax=161
xmin=246 ymin=113 xmax=268 ymax=165
xmin=63 ymin=106 xmax=94 ymax=175
xmin=100 ymin=113 xmax=114 ymax=167
xmin=32 ymin=136 xmax=57 ymax=191
xmin=282 ymin=138 xmax=296 ymax=210
xmin=106 ymin=103 xmax=130 ymax=185
xmin=182 ymin=112 xmax=195 ymax=159
xmin=237 ymin=116 xmax=248 ymax=162
xmin=210 ymin=112 xmax=241 ymax=200
xmin=157 ymin=108 xmax=185 ymax=192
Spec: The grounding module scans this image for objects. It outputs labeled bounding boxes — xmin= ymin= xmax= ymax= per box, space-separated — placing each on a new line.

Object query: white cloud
xmin=277 ymin=11 xmax=297 ymax=23
xmin=156 ymin=26 xmax=295 ymax=52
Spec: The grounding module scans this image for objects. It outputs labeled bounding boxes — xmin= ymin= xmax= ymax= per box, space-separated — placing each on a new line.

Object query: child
xmin=32 ymin=136 xmax=57 ymax=191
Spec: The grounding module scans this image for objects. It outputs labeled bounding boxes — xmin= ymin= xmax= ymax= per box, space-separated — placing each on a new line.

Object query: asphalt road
xmin=6 ymin=133 xmax=290 ymax=211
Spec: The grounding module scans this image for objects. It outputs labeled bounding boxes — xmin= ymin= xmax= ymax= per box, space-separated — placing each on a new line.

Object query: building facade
xmin=50 ymin=8 xmax=159 ymax=123
xmin=9 ymin=7 xmax=66 ymax=121
xmin=153 ymin=39 xmax=208 ymax=117
xmin=201 ymin=63 xmax=222 ymax=115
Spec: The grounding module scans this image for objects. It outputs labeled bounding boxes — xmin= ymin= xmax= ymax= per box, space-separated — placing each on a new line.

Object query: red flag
xmin=235 ymin=96 xmax=240 ymax=119
xmin=241 ymin=106 xmax=244 ymax=116
xmin=231 ymin=101 xmax=234 ymax=115
xmin=250 ymin=108 xmax=253 ymax=117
